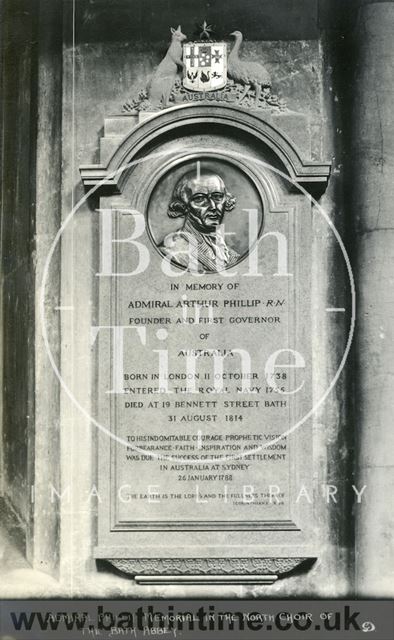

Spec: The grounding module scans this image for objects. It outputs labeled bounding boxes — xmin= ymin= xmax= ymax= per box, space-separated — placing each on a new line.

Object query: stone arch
xmin=80 ymin=103 xmax=330 ymax=196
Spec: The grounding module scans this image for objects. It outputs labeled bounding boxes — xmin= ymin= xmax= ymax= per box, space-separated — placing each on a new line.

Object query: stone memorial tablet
xmin=79 ymin=30 xmax=332 ymax=584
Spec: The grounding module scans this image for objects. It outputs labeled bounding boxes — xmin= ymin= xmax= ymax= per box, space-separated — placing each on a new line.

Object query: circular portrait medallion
xmin=147 ymin=157 xmax=264 ymax=272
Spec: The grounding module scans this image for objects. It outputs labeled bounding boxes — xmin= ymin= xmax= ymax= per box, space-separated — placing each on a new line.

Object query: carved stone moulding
xmin=80 ymin=103 xmax=331 ymax=198
xmin=106 ymin=558 xmax=312 ymax=585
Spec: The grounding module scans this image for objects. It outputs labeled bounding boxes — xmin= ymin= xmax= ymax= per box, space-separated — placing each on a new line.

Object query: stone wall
xmin=0 ymin=0 xmax=38 ymax=541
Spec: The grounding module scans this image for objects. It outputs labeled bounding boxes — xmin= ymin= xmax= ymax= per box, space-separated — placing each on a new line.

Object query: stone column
xmin=29 ymin=0 xmax=63 ymax=576
xmin=352 ymin=0 xmax=394 ymax=596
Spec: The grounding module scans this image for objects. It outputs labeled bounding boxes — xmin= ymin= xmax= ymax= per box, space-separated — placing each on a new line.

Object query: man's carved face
xmin=182 ymin=174 xmax=226 ymax=233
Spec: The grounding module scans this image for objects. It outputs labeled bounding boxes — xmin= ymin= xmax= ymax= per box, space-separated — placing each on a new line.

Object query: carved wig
xmin=167 ymin=170 xmax=236 ymax=218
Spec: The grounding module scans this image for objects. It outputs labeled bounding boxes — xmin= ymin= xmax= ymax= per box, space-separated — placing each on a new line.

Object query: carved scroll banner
xmin=81 ymin=104 xmax=331 ymax=584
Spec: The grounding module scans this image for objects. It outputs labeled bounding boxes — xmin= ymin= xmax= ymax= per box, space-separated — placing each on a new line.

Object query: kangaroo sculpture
xmin=147 ymin=26 xmax=187 ymax=108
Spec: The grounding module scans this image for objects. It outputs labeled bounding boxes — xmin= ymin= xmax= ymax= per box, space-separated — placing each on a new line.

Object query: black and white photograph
xmin=0 ymin=0 xmax=393 ymax=637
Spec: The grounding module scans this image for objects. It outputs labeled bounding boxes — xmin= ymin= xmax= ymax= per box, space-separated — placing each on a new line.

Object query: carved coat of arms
xmin=183 ymin=42 xmax=227 ymax=92
xmin=123 ymin=23 xmax=286 ymax=113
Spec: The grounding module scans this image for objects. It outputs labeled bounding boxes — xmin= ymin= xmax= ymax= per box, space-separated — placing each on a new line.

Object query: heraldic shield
xmin=183 ymin=42 xmax=227 ymax=92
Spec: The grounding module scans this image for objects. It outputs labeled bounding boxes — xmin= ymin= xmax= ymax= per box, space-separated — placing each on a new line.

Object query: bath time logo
xmin=40 ymin=150 xmax=356 ymax=464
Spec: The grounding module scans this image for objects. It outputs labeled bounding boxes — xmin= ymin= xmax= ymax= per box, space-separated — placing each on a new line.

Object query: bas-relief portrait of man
xmin=147 ymin=160 xmax=264 ymax=272
xmin=160 ymin=170 xmax=239 ymax=272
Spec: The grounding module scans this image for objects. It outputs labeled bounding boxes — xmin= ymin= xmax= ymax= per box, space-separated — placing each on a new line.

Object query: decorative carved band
xmin=80 ymin=104 xmax=331 ymax=196
xmin=108 ymin=557 xmax=310 ymax=576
